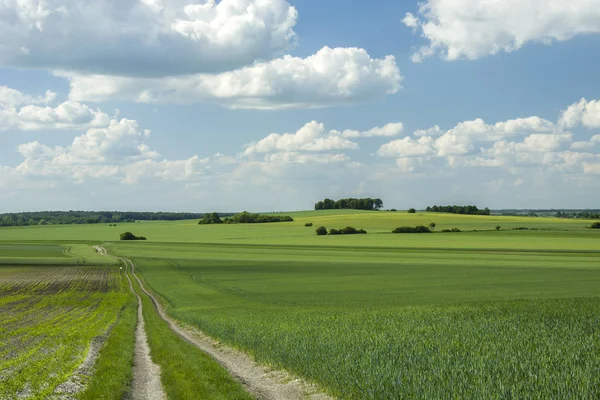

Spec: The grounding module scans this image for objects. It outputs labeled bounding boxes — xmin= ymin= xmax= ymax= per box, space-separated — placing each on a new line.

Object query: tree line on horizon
xmin=199 ymin=212 xmax=293 ymax=225
xmin=314 ymin=198 xmax=383 ymax=211
xmin=425 ymin=205 xmax=491 ymax=215
xmin=0 ymin=211 xmax=215 ymax=227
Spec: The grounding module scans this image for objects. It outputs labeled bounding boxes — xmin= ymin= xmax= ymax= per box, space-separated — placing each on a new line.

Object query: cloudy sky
xmin=1 ymin=0 xmax=600 ymax=212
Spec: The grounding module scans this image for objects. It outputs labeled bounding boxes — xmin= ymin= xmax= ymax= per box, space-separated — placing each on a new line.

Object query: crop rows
xmin=0 ymin=266 xmax=126 ymax=399
xmin=179 ymin=298 xmax=600 ymax=399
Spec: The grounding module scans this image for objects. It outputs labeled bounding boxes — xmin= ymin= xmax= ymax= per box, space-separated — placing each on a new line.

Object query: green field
xmin=1 ymin=211 xmax=600 ymax=398
xmin=0 ymin=263 xmax=127 ymax=399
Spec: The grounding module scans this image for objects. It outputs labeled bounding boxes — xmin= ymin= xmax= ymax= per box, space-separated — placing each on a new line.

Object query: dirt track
xmin=97 ymin=246 xmax=333 ymax=400
xmin=96 ymin=246 xmax=167 ymax=400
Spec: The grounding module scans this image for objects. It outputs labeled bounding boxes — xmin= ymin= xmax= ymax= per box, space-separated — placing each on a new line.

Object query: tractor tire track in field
xmin=95 ymin=246 xmax=167 ymax=400
xmin=96 ymin=246 xmax=333 ymax=400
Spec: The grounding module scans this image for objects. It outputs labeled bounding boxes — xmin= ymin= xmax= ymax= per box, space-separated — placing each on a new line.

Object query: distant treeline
xmin=557 ymin=211 xmax=600 ymax=219
xmin=0 ymin=211 xmax=209 ymax=226
xmin=425 ymin=205 xmax=490 ymax=215
xmin=315 ymin=198 xmax=383 ymax=211
xmin=199 ymin=212 xmax=293 ymax=225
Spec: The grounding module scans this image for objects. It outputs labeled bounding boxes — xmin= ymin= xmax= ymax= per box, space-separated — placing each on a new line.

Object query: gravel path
xmin=122 ymin=257 xmax=333 ymax=400
xmin=96 ymin=246 xmax=333 ymax=400
xmin=118 ymin=253 xmax=167 ymax=400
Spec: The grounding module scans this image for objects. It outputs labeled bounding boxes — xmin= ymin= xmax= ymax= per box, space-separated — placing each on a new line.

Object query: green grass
xmin=78 ymin=291 xmax=137 ymax=400
xmin=108 ymin=232 xmax=600 ymax=399
xmin=130 ymin=271 xmax=253 ymax=400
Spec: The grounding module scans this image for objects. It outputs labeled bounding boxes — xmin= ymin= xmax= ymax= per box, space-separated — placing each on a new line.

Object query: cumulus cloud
xmin=377 ymin=136 xmax=435 ymax=157
xmin=0 ymin=0 xmax=298 ymax=76
xmin=404 ymin=0 xmax=600 ymax=61
xmin=376 ymin=98 xmax=600 ymax=174
xmin=559 ymin=98 xmax=600 ymax=129
xmin=244 ymin=121 xmax=358 ymax=154
xmin=0 ymin=86 xmax=110 ymax=131
xmin=62 ymin=47 xmax=402 ymax=109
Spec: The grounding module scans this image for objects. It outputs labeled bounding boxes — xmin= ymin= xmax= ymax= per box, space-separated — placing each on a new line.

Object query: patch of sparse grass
xmin=79 ymin=292 xmax=137 ymax=400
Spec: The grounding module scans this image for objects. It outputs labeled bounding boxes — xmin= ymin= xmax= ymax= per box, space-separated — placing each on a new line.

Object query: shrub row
xmin=316 ymin=226 xmax=367 ymax=236
xmin=392 ymin=226 xmax=431 ymax=234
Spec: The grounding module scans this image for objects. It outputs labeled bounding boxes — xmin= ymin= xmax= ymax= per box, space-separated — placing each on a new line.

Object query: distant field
xmin=0 ymin=261 xmax=127 ymax=399
xmin=0 ymin=210 xmax=598 ymax=249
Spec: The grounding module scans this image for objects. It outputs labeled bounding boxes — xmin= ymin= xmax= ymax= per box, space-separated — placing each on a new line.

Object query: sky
xmin=0 ymin=0 xmax=599 ymax=213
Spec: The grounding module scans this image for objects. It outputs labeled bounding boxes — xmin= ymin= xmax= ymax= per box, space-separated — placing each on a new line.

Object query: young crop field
xmin=107 ymin=214 xmax=600 ymax=399
xmin=0 ymin=263 xmax=127 ymax=399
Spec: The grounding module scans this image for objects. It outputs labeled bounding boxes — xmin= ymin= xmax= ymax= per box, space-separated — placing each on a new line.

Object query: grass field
xmin=1 ymin=210 xmax=600 ymax=398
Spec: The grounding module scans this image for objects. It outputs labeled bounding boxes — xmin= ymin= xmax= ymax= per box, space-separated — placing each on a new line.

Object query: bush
xmin=305 ymin=222 xmax=313 ymax=227
xmin=496 ymin=225 xmax=502 ymax=231
xmin=591 ymin=222 xmax=600 ymax=229
xmin=120 ymin=232 xmax=147 ymax=241
xmin=389 ymin=209 xmax=397 ymax=212
xmin=392 ymin=226 xmax=431 ymax=234
xmin=407 ymin=208 xmax=416 ymax=213
xmin=316 ymin=226 xmax=328 ymax=236
xmin=441 ymin=228 xmax=462 ymax=233
xmin=327 ymin=226 xmax=367 ymax=235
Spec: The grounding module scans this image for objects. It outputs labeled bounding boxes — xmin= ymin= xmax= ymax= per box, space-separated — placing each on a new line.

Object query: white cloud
xmin=404 ymin=0 xmax=600 ymax=61
xmin=414 ymin=125 xmax=442 ymax=137
xmin=62 ymin=47 xmax=402 ymax=109
xmin=446 ymin=117 xmax=556 ymax=140
xmin=377 ymin=136 xmax=436 ymax=157
xmin=331 ymin=122 xmax=404 ymax=138
xmin=0 ymin=86 xmax=55 ymax=107
xmin=263 ymin=152 xmax=351 ymax=165
xmin=0 ymin=0 xmax=298 ymax=76
xmin=244 ymin=121 xmax=359 ymax=154
xmin=0 ymin=86 xmax=110 ymax=131
xmin=559 ymin=98 xmax=600 ymax=129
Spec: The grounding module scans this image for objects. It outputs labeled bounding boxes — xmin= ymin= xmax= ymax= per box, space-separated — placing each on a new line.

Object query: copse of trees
xmin=120 ymin=232 xmax=147 ymax=241
xmin=314 ymin=198 xmax=383 ymax=211
xmin=0 ymin=211 xmax=212 ymax=227
xmin=198 ymin=213 xmax=223 ymax=225
xmin=222 ymin=212 xmax=294 ymax=224
xmin=392 ymin=226 xmax=431 ymax=233
xmin=316 ymin=226 xmax=328 ymax=236
xmin=408 ymin=208 xmax=416 ymax=213
xmin=590 ymin=222 xmax=600 ymax=229
xmin=425 ymin=205 xmax=491 ymax=215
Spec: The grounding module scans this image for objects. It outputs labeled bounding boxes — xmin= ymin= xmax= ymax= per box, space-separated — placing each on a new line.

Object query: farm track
xmin=95 ymin=246 xmax=333 ymax=400
xmin=118 ymin=252 xmax=167 ymax=400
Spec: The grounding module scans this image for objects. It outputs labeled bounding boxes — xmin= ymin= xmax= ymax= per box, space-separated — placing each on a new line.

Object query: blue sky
xmin=0 ymin=0 xmax=599 ymax=212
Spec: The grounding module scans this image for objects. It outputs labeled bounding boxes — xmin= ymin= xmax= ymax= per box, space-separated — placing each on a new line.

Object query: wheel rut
xmin=95 ymin=246 xmax=167 ymax=400
xmin=95 ymin=245 xmax=333 ymax=400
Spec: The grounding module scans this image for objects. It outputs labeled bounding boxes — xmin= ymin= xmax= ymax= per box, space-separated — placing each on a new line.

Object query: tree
xmin=120 ymin=232 xmax=147 ymax=241
xmin=429 ymin=222 xmax=436 ymax=231
xmin=408 ymin=208 xmax=416 ymax=214
xmin=316 ymin=226 xmax=328 ymax=236
xmin=590 ymin=222 xmax=600 ymax=229
xmin=199 ymin=212 xmax=223 ymax=225
xmin=496 ymin=225 xmax=501 ymax=231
